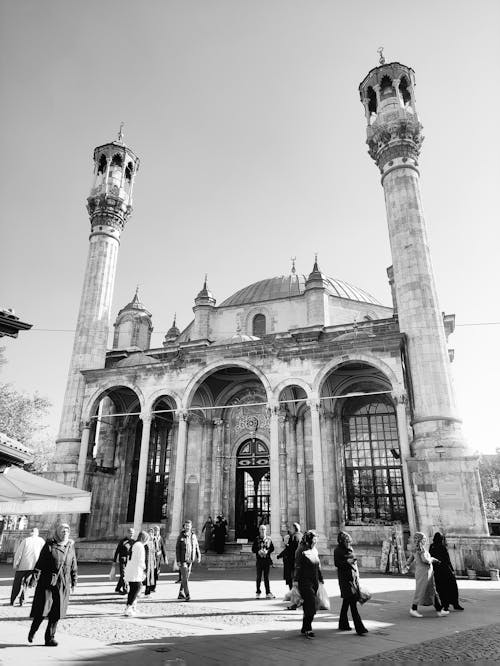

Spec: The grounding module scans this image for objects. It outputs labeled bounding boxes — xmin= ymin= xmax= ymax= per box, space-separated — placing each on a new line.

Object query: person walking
xmin=429 ymin=532 xmax=464 ymax=611
xmin=175 ymin=520 xmax=201 ymax=601
xmin=28 ymin=523 xmax=77 ymax=647
xmin=213 ymin=515 xmax=227 ymax=554
xmin=294 ymin=530 xmax=323 ymax=639
xmin=123 ymin=530 xmax=149 ymax=616
xmin=151 ymin=525 xmax=167 ymax=590
xmin=406 ymin=531 xmax=449 ymax=618
xmin=10 ymin=527 xmax=45 ymax=606
xmin=144 ymin=529 xmax=157 ymax=596
xmin=252 ymin=524 xmax=275 ymax=599
xmin=201 ymin=516 xmax=214 ymax=553
xmin=113 ymin=527 xmax=135 ymax=595
xmin=334 ymin=531 xmax=368 ymax=635
xmin=278 ymin=522 xmax=302 ymax=589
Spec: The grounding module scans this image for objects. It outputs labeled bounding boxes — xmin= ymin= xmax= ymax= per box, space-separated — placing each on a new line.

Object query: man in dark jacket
xmin=252 ymin=524 xmax=275 ymax=599
xmin=113 ymin=527 xmax=135 ymax=594
xmin=175 ymin=520 xmax=201 ymax=601
xmin=28 ymin=523 xmax=78 ymax=647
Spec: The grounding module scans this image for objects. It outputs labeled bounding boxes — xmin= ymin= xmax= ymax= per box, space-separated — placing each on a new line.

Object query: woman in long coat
xmin=294 ymin=530 xmax=323 ymax=639
xmin=28 ymin=523 xmax=77 ymax=647
xmin=213 ymin=516 xmax=226 ymax=555
xmin=406 ymin=532 xmax=449 ymax=618
xmin=201 ymin=516 xmax=214 ymax=553
xmin=334 ymin=531 xmax=367 ymax=635
xmin=429 ymin=532 xmax=464 ymax=611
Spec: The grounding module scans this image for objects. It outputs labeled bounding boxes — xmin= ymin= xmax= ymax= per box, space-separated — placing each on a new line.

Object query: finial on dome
xmin=377 ymin=46 xmax=385 ymax=65
xmin=313 ymin=253 xmax=319 ymax=272
xmin=290 ymin=256 xmax=296 ymax=274
xmin=118 ymin=122 xmax=124 ymax=142
xmin=172 ymin=313 xmax=177 ymax=327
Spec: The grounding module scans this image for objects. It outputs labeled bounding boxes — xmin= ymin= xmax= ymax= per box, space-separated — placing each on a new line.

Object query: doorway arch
xmin=235 ymin=439 xmax=270 ymax=540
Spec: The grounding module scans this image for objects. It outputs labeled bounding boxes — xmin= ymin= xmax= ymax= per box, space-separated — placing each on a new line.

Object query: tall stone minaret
xmin=55 ymin=129 xmax=140 ymax=483
xmin=359 ymin=56 xmax=488 ymax=535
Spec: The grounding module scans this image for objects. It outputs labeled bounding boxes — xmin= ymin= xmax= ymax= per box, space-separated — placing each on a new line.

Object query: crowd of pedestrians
xmin=9 ymin=518 xmax=468 ymax=647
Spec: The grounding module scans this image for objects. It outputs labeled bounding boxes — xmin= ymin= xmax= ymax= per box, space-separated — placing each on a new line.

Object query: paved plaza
xmin=0 ymin=564 xmax=499 ymax=665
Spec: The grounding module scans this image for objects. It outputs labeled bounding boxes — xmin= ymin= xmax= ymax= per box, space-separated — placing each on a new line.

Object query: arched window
xmin=111 ymin=153 xmax=123 ymax=167
xmin=252 ymin=314 xmax=266 ymax=337
xmin=342 ymin=396 xmax=407 ymax=524
xmin=97 ymin=154 xmax=107 ymax=175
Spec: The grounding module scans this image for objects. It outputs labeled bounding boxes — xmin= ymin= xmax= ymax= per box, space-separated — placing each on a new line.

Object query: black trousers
xmin=299 ymin=584 xmax=317 ymax=633
xmin=115 ymin=560 xmax=128 ymax=592
xmin=339 ymin=597 xmax=366 ymax=632
xmin=256 ymin=559 xmax=271 ymax=594
xmin=10 ymin=570 xmax=30 ymax=604
xmin=127 ymin=581 xmax=142 ymax=606
xmin=29 ymin=615 xmax=59 ymax=642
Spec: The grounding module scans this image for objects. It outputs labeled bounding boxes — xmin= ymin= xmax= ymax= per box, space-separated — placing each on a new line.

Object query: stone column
xmin=212 ymin=419 xmax=224 ymax=516
xmin=296 ymin=413 xmax=307 ymax=529
xmin=201 ymin=418 xmax=214 ymax=520
xmin=169 ymin=411 xmax=189 ymax=537
xmin=77 ymin=422 xmax=91 ymax=489
xmin=323 ymin=410 xmax=339 ymax=531
xmin=286 ymin=415 xmax=299 ymax=522
xmin=222 ymin=417 xmax=231 ymax=522
xmin=394 ymin=393 xmax=417 ymax=534
xmin=133 ymin=413 xmax=152 ymax=533
xmin=279 ymin=410 xmax=288 ymax=533
xmin=308 ymin=398 xmax=326 ymax=538
xmin=268 ymin=403 xmax=281 ymax=543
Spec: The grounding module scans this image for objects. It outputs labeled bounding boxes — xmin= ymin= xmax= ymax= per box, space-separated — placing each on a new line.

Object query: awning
xmin=0 ymin=466 xmax=91 ymax=514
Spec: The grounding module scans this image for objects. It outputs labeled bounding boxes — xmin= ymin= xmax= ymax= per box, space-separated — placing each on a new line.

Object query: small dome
xmin=116 ymin=351 xmax=159 ymax=367
xmin=220 ymin=274 xmax=380 ymax=307
xmin=163 ymin=315 xmax=181 ymax=345
xmin=117 ymin=288 xmax=152 ymax=318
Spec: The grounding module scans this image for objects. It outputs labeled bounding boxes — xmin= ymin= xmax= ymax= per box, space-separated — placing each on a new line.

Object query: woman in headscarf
xmin=334 ymin=531 xmax=368 ymax=635
xmin=405 ymin=532 xmax=449 ymax=618
xmin=28 ymin=523 xmax=77 ymax=647
xmin=429 ymin=532 xmax=463 ymax=611
xmin=293 ymin=530 xmax=323 ymax=639
xmin=277 ymin=522 xmax=302 ymax=591
xmin=124 ymin=530 xmax=149 ymax=615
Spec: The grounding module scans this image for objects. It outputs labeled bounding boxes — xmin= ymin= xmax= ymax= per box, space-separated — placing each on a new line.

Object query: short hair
xmin=137 ymin=530 xmax=149 ymax=543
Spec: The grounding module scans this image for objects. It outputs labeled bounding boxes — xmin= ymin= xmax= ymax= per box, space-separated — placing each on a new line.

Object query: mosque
xmin=52 ymin=57 xmax=495 ymax=569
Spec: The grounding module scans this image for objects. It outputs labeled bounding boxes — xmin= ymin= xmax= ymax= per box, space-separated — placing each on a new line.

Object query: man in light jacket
xmin=175 ymin=520 xmax=201 ymax=601
xmin=11 ymin=527 xmax=45 ymax=606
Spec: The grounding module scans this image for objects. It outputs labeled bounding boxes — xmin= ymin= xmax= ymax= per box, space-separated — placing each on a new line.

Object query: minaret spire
xmin=56 ymin=136 xmax=140 ymax=487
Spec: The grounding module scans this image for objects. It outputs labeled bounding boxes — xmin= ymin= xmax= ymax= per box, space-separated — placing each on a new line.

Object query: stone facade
xmin=50 ymin=61 xmax=495 ymax=568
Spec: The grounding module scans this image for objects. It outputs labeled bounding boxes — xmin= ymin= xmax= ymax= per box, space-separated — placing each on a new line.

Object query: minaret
xmin=192 ymin=276 xmax=216 ymax=341
xmin=55 ymin=128 xmax=139 ymax=482
xmin=305 ymin=255 xmax=330 ymax=327
xmin=359 ymin=54 xmax=488 ymax=535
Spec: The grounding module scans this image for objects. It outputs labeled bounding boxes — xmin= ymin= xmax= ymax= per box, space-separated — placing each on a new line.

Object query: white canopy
xmin=0 ymin=466 xmax=91 ymax=514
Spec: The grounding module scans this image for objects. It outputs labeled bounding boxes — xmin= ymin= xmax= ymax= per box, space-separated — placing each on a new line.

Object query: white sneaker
xmin=266 ymin=593 xmax=275 ymax=599
xmin=436 ymin=610 xmax=449 ymax=617
xmin=124 ymin=606 xmax=132 ymax=616
xmin=409 ymin=609 xmax=423 ymax=618
xmin=256 ymin=592 xmax=261 ymax=599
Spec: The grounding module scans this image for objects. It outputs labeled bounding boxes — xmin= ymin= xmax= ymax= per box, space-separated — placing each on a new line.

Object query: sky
xmin=1 ymin=0 xmax=499 ymax=453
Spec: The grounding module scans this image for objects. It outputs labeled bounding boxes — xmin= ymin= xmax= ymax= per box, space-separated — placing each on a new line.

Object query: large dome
xmin=220 ymin=274 xmax=381 ymax=307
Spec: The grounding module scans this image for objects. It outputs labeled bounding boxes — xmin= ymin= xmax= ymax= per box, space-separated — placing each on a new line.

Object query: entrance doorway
xmin=235 ymin=439 xmax=270 ymax=540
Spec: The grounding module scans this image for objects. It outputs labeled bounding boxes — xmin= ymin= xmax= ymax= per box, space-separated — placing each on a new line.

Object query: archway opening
xmin=235 ymin=440 xmax=270 ymax=540
xmin=320 ymin=361 xmax=407 ymax=528
xmin=188 ymin=364 xmax=269 ymax=539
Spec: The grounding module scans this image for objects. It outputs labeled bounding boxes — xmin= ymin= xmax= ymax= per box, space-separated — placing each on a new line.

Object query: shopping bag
xmin=172 ymin=558 xmax=179 ymax=572
xmin=283 ymin=590 xmax=292 ymax=602
xmin=289 ymin=585 xmax=303 ymax=607
xmin=357 ymin=586 xmax=372 ymax=605
xmin=315 ymin=582 xmax=331 ymax=610
xmin=109 ymin=563 xmax=116 ymax=581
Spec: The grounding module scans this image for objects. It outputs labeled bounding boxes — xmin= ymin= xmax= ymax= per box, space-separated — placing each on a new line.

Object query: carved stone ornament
xmin=229 ymin=388 xmax=269 ymax=436
xmin=367 ymin=112 xmax=424 ymax=170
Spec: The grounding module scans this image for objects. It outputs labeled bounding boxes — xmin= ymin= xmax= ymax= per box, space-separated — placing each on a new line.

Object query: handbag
xmin=289 ymin=585 xmax=303 ymax=607
xmin=49 ymin=542 xmax=71 ymax=588
xmin=315 ymin=582 xmax=331 ymax=610
xmin=357 ymin=586 xmax=372 ymax=605
xmin=109 ymin=563 xmax=116 ymax=581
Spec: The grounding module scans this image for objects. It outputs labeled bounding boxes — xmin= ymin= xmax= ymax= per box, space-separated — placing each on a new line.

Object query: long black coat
xmin=334 ymin=544 xmax=359 ymax=600
xmin=429 ymin=542 xmax=459 ymax=608
xmin=30 ymin=538 xmax=77 ymax=620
